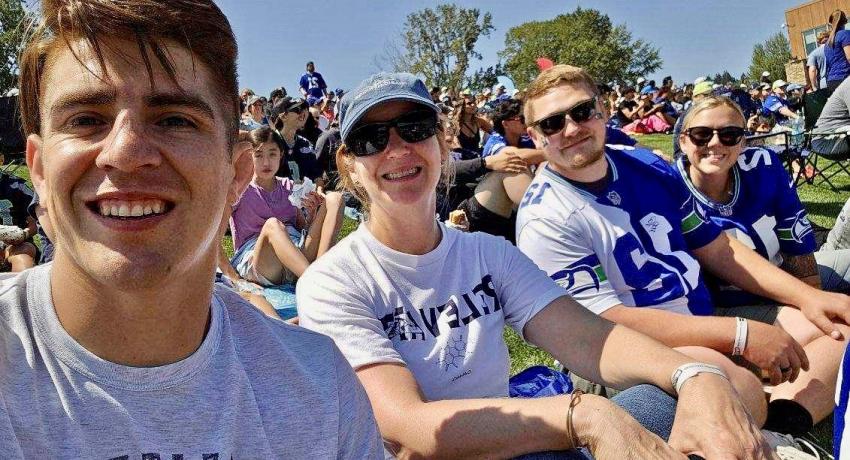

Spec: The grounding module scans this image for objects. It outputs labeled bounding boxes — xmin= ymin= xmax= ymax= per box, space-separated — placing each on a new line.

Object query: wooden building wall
xmin=786 ymin=0 xmax=850 ymax=59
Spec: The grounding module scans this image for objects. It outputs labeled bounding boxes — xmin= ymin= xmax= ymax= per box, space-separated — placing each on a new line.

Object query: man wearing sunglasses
xmin=516 ymin=65 xmax=850 ymax=455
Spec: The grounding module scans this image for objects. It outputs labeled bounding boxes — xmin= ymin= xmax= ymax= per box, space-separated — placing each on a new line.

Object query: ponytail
xmin=828 ymin=9 xmax=847 ymax=47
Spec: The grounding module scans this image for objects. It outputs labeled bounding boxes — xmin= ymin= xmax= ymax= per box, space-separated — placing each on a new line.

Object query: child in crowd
xmin=221 ymin=126 xmax=343 ymax=288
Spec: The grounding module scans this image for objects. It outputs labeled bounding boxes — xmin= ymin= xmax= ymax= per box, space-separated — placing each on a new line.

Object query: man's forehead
xmin=533 ymin=84 xmax=593 ymax=111
xmin=42 ymin=38 xmax=214 ymax=110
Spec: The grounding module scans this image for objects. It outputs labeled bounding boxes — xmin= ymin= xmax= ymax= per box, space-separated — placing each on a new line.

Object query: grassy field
xmin=10 ymin=134 xmax=845 ymax=451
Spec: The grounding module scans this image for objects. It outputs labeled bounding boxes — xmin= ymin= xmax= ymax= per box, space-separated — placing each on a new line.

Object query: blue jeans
xmin=513 ymin=384 xmax=676 ymax=460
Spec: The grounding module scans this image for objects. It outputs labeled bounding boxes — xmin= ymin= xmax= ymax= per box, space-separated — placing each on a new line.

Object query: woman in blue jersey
xmin=296 ymin=72 xmax=768 ymax=459
xmin=677 ymin=94 xmax=850 ymax=440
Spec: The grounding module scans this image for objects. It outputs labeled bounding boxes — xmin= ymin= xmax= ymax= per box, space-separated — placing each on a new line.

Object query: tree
xmin=0 ymin=0 xmax=29 ymax=95
xmin=377 ymin=4 xmax=494 ymax=93
xmin=499 ymin=7 xmax=662 ymax=89
xmin=748 ymin=32 xmax=791 ymax=82
xmin=466 ymin=64 xmax=503 ymax=94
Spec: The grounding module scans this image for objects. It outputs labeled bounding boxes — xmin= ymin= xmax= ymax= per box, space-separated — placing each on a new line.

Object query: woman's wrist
xmin=568 ymin=393 xmax=607 ymax=448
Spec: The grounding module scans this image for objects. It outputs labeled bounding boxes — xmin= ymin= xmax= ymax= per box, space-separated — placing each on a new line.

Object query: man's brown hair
xmin=18 ymin=0 xmax=240 ymax=141
xmin=522 ymin=64 xmax=597 ymax=124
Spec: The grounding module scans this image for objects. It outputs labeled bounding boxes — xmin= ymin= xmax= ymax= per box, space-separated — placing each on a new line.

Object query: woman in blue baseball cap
xmin=296 ymin=72 xmax=766 ymax=459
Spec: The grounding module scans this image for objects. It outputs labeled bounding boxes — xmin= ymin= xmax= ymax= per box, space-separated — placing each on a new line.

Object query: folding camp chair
xmin=800 ymin=89 xmax=850 ymax=192
xmin=745 ymin=131 xmax=806 ymax=185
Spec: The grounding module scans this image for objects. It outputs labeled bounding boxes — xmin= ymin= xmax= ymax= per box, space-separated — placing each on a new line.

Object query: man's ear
xmin=228 ymin=140 xmax=254 ymax=205
xmin=26 ymin=134 xmax=46 ymax=199
xmin=527 ymin=126 xmax=547 ymax=149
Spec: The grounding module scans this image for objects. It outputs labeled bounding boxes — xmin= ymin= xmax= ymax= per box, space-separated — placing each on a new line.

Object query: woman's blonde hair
xmin=680 ymin=95 xmax=746 ymax=133
xmin=334 ymin=121 xmax=454 ymax=214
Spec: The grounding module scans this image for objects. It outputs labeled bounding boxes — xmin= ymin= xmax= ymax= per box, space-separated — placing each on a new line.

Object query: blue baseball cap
xmin=338 ymin=72 xmax=438 ymax=142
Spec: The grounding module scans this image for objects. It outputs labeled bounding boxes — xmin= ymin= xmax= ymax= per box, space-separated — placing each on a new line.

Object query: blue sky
xmin=218 ymin=0 xmax=804 ymax=96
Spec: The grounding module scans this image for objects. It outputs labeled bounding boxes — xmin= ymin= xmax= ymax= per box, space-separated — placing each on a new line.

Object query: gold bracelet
xmin=566 ymin=389 xmax=584 ymax=449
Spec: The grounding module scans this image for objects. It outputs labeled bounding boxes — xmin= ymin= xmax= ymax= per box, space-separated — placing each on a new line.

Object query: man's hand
xmin=743 ymin=321 xmax=809 ymax=385
xmin=798 ymin=289 xmax=850 ymax=339
xmin=669 ymin=374 xmax=775 ymax=459
xmin=484 ymin=151 xmax=527 ymax=174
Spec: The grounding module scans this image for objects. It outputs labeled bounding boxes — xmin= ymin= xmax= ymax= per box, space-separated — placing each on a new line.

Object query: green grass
xmin=13 ymin=137 xmax=844 ymax=452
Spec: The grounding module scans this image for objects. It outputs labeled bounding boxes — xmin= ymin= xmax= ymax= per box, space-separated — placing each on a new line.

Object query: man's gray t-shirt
xmin=816 ymin=77 xmax=850 ymax=131
xmin=0 ymin=264 xmax=383 ymax=458
xmin=807 ymin=44 xmax=828 ymax=90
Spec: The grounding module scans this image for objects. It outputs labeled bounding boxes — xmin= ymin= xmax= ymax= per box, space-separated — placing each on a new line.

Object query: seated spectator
xmin=298 ymin=71 xmax=766 ymax=460
xmin=437 ymin=116 xmax=527 ymax=221
xmin=1 ymin=0 xmax=382 ymax=456
xmin=481 ymin=98 xmax=538 ymax=159
xmin=0 ymin=166 xmax=37 ymax=272
xmin=269 ymin=97 xmax=323 ymax=182
xmin=762 ymin=80 xmax=800 ymax=124
xmin=622 ymin=93 xmax=673 ymax=134
xmin=224 ymin=126 xmax=343 ymax=288
xmin=239 ymin=94 xmax=267 ymax=131
xmin=461 ymin=99 xmax=542 ymax=242
xmin=452 ymin=92 xmax=491 ymax=152
xmin=675 ymin=96 xmax=850 ymax=441
xmin=612 ymin=86 xmax=638 ymax=128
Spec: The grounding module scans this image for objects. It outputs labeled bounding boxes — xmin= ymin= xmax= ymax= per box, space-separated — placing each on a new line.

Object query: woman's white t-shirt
xmin=297 ymin=223 xmax=565 ymax=401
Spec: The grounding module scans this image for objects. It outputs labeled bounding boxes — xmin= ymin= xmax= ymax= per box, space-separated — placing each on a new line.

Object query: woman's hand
xmin=743 ymin=321 xmax=808 ymax=385
xmin=301 ymin=191 xmax=324 ymax=226
xmin=669 ymin=374 xmax=775 ymax=460
xmin=576 ymin=394 xmax=687 ymax=460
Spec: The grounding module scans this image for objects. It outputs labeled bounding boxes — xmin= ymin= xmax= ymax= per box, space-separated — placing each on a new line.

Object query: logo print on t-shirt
xmin=439 ymin=334 xmax=468 ymax=372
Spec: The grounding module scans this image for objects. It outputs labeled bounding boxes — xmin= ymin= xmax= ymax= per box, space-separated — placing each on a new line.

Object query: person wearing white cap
xmin=764 ymin=80 xmax=799 ymax=123
xmin=761 ymin=71 xmax=771 ymax=84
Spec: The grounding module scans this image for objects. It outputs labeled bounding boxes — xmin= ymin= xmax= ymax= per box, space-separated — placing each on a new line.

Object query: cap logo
xmin=353 ymin=77 xmax=407 ymax=103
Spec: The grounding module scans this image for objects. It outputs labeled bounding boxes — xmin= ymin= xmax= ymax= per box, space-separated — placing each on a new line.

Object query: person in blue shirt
xmin=481 ymin=98 xmax=537 ymax=158
xmin=762 ymin=80 xmax=799 ymax=124
xmin=808 ymin=31 xmax=830 ymax=91
xmin=826 ymin=10 xmax=850 ymax=94
xmin=676 ymin=94 xmax=850 ymax=441
xmin=298 ymin=61 xmax=327 ymax=103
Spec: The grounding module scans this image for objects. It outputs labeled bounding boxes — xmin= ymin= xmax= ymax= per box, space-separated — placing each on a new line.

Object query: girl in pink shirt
xmin=225 ymin=126 xmax=342 ymax=286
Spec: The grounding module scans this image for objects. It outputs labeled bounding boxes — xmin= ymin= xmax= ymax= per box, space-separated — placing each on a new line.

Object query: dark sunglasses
xmin=529 ymin=97 xmax=599 ymax=136
xmin=685 ymin=126 xmax=746 ymax=147
xmin=345 ymin=110 xmax=438 ymax=157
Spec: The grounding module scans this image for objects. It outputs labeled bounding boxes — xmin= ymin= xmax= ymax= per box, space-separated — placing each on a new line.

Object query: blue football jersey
xmin=837 ymin=342 xmax=850 ymax=459
xmin=517 ymin=145 xmax=720 ymax=316
xmin=674 ymin=147 xmax=815 ymax=307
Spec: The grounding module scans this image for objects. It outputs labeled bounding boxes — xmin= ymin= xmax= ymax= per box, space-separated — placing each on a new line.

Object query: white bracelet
xmin=671 ymin=363 xmax=727 ymax=395
xmin=732 ymin=317 xmax=748 ymax=356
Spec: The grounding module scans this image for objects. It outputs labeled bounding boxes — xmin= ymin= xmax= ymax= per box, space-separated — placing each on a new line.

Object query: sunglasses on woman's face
xmin=345 ymin=110 xmax=438 ymax=157
xmin=685 ymin=126 xmax=746 ymax=147
xmin=529 ymin=96 xmax=599 ymax=136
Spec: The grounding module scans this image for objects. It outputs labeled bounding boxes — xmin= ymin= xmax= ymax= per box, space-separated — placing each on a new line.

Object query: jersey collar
xmin=675 ymin=156 xmax=740 ymax=214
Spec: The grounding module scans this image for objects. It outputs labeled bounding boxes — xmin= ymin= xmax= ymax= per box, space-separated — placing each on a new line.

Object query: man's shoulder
xmin=216 ymin=285 xmax=339 ymax=365
xmin=518 ymin=169 xmax=585 ymax=222
xmin=607 ymin=144 xmax=674 ymax=176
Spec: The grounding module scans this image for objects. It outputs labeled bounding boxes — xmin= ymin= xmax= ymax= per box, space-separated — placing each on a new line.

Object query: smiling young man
xmin=516 ymin=65 xmax=850 ymax=448
xmin=0 ymin=0 xmax=382 ymax=457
